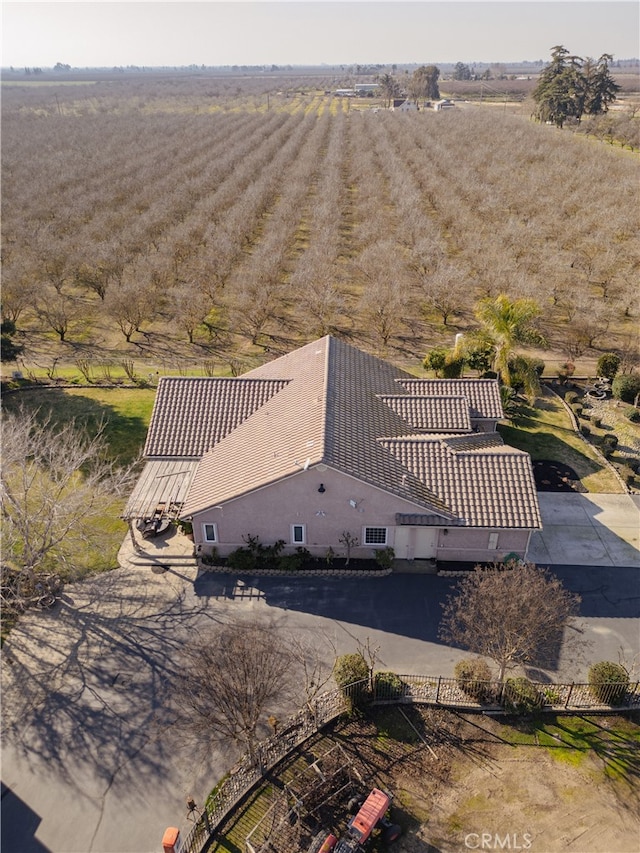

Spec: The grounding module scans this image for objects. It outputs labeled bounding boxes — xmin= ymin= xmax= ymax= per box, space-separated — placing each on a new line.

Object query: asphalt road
xmin=2 ymin=556 xmax=638 ymax=853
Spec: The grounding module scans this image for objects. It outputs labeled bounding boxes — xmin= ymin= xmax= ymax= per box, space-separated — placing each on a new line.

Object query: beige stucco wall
xmin=435 ymin=528 xmax=532 ymax=563
xmin=192 ymin=465 xmax=438 ymax=559
xmin=190 ymin=465 xmax=535 ymax=564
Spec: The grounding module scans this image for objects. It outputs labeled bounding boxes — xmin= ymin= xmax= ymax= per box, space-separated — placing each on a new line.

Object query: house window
xmin=364 ymin=527 xmax=387 ymax=545
xmin=203 ymin=523 xmax=217 ymax=543
xmin=291 ymin=524 xmax=306 ymax=545
xmin=488 ymin=532 xmax=499 ymax=550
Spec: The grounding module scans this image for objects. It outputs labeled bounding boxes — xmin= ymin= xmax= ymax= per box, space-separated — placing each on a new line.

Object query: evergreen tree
xmin=409 ymin=65 xmax=440 ymax=102
xmin=533 ymin=45 xmax=619 ymax=128
xmin=584 ymin=54 xmax=620 ymax=115
xmin=453 ymin=62 xmax=472 ymax=81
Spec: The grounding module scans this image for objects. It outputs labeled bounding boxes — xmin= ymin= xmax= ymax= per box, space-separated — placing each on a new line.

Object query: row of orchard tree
xmin=2 ymin=79 xmax=638 ymax=362
xmin=532 ymin=45 xmax=619 ymax=128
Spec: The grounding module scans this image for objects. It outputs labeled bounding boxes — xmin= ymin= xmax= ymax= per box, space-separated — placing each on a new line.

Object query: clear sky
xmin=2 ymin=1 xmax=638 ymax=69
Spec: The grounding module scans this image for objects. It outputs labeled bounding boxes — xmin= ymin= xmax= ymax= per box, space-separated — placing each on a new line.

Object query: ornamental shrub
xmin=571 ymin=403 xmax=583 ymax=418
xmin=580 ymin=424 xmax=590 ymax=437
xmin=423 ymin=347 xmax=448 ymax=376
xmin=588 ymin=661 xmax=629 ymax=705
xmin=374 ymin=671 xmax=405 ymax=699
xmin=627 ymin=408 xmax=640 ymax=423
xmin=442 ymin=356 xmax=465 ymax=378
xmin=596 ymin=352 xmax=621 ymax=381
xmin=502 ymin=677 xmax=544 ymax=714
xmin=334 ymin=653 xmax=370 ymax=709
xmin=334 ymin=652 xmax=369 ymax=687
xmin=564 ymin=391 xmax=579 ymax=405
xmin=612 ymin=372 xmax=640 ymax=404
xmin=454 ymin=658 xmax=493 ymax=701
xmin=601 ymin=434 xmax=619 ymax=458
xmin=278 ymin=547 xmax=312 ymax=571
xmin=374 ymin=546 xmax=395 ymax=569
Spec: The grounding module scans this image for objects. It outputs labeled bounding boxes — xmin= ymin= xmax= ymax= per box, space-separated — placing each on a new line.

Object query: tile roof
xmin=143 ymin=377 xmax=289 ymax=457
xmin=380 ymin=434 xmax=541 ymax=529
xmin=395 ymin=378 xmax=503 ymax=420
xmin=182 ymin=336 xmax=453 ymax=518
xmin=134 ymin=336 xmax=539 ymax=530
xmin=378 ymin=394 xmax=472 ymax=432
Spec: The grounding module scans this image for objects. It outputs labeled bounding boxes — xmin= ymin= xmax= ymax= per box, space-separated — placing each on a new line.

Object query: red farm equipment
xmin=307 ymin=788 xmax=401 ymax=852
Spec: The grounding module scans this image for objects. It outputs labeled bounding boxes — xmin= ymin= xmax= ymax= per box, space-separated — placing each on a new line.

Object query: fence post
xmin=564 ymin=682 xmax=574 ymax=709
xmin=202 ymin=809 xmax=211 ymax=835
xmin=436 ymin=676 xmax=441 ymax=703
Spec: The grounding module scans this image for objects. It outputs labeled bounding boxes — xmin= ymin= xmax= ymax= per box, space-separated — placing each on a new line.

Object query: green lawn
xmin=500 ymin=715 xmax=640 ymax=779
xmin=2 ymin=387 xmax=157 ymax=585
xmin=499 ymin=388 xmax=623 ymax=493
xmin=3 ymin=386 xmax=156 ymax=466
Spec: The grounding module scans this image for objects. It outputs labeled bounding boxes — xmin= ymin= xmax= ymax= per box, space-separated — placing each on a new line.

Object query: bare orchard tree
xmin=174 ymin=621 xmax=297 ymax=767
xmin=1 ymin=409 xmax=132 ymax=617
xmin=288 ymin=631 xmax=337 ymax=720
xmin=439 ymin=563 xmax=582 ymax=682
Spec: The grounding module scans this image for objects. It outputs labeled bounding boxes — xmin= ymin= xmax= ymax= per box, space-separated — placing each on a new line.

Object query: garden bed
xmin=197 ymin=557 xmax=392 ymax=576
xmin=552 ymin=379 xmax=640 ymax=491
xmin=532 ymin=459 xmax=586 ymax=492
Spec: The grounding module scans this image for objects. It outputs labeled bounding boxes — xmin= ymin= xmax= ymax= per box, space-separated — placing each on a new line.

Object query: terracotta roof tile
xmin=378 ymin=394 xmax=472 ymax=432
xmin=137 ymin=336 xmax=539 ymax=531
xmin=144 ymin=377 xmax=289 ymax=457
xmin=381 ymin=435 xmax=541 ymax=529
xmin=395 ymin=378 xmax=503 ymax=420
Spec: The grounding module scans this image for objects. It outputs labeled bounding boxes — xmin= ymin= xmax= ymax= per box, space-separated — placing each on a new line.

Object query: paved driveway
xmin=1 ymin=495 xmax=639 ymax=853
xmin=528 ymin=493 xmax=640 ymax=567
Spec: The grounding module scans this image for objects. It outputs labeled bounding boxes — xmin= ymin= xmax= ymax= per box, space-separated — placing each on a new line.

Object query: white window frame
xmin=364 ymin=526 xmax=388 ymax=546
xmin=291 ymin=524 xmax=306 ymax=545
xmin=202 ymin=523 xmax=218 ymax=543
xmin=488 ymin=532 xmax=499 ymax=550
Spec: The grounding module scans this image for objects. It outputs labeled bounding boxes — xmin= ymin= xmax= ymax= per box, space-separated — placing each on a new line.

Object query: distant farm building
xmin=355 ymin=83 xmax=380 ymax=95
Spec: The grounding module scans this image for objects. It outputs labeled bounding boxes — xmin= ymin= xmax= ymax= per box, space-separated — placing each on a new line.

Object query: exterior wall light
xmin=318 ymin=483 xmax=326 ymax=493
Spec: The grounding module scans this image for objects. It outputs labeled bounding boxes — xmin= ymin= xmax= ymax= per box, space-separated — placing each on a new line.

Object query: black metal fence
xmin=179 ymin=675 xmax=639 ymax=853
xmin=371 ymin=673 xmax=640 ymax=711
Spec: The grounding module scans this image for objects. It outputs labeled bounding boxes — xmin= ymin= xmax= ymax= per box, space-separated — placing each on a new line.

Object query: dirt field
xmin=384 ymin=710 xmax=640 ymax=853
xmin=212 ymin=708 xmax=640 ymax=853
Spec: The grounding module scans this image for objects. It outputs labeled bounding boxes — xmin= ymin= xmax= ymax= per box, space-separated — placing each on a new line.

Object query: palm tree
xmin=472 ymin=294 xmax=547 ymax=391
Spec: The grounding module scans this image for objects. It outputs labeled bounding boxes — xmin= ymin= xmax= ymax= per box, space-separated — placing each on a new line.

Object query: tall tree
xmin=472 ymin=294 xmax=546 ymax=387
xmin=533 ymin=45 xmax=619 ymax=127
xmin=174 ymin=621 xmax=296 ymax=767
xmin=533 ymin=45 xmax=583 ymax=127
xmin=453 ymin=62 xmax=472 ymax=81
xmin=1 ymin=410 xmax=131 ymax=617
xmin=439 ymin=563 xmax=582 ymax=681
xmin=584 ymin=54 xmax=620 ymax=115
xmin=409 ymin=65 xmax=440 ymax=102
xmin=377 ymin=72 xmax=401 ymax=107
